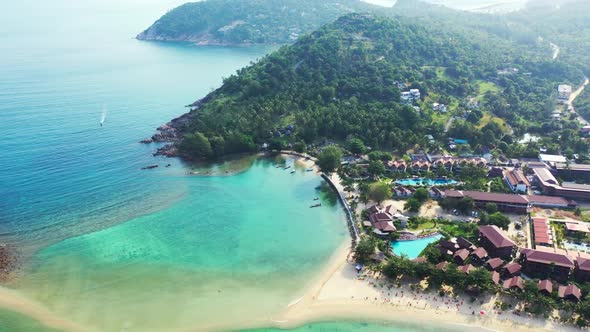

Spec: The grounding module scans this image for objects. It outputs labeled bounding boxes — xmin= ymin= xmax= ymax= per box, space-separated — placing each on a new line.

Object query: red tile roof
xmin=458 ymin=264 xmax=475 ymax=274
xmin=445 ymin=190 xmax=529 ymax=205
xmin=538 ymin=279 xmax=553 ymax=294
xmin=479 ymin=225 xmax=517 ymax=249
xmin=527 ymin=195 xmax=573 ymax=206
xmin=503 ymin=276 xmax=524 ymax=290
xmin=558 ymin=284 xmax=582 ymax=301
xmin=492 ymin=271 xmax=501 ymax=285
xmin=486 ymin=258 xmax=504 ymax=270
xmin=577 ymin=257 xmax=590 ymax=272
xmin=454 ymin=248 xmax=470 ymax=261
xmin=503 ymin=262 xmax=522 ymax=275
xmin=566 ymin=223 xmax=590 ymax=233
xmin=472 ymin=247 xmax=488 ymax=259
xmin=520 ymin=248 xmax=575 ymax=268
xmin=505 ymin=170 xmax=530 ymax=187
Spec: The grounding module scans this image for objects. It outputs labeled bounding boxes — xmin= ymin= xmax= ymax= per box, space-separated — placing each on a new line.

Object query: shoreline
xmin=267 ymin=254 xmax=580 ymax=332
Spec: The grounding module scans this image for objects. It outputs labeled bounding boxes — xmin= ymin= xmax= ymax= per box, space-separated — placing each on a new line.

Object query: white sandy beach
xmin=270 ymin=243 xmax=581 ymax=332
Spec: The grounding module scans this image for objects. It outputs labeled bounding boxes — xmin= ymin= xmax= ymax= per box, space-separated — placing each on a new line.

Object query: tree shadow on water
xmin=316 ymin=181 xmax=338 ymax=208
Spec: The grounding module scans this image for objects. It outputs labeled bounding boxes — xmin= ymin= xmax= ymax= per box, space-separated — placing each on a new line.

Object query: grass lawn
xmin=476 ymin=80 xmax=500 ymax=96
xmin=411 ymin=220 xmax=437 ymax=231
xmin=477 ymin=112 xmax=510 ymax=133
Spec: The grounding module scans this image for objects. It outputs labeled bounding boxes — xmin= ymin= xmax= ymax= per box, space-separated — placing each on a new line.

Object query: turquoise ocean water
xmin=0 ymin=1 xmax=465 ymax=331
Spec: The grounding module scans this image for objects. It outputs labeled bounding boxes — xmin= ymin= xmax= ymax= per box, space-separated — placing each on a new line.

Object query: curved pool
xmin=391 ymin=234 xmax=443 ymax=259
xmin=395 ymin=178 xmax=458 ymax=187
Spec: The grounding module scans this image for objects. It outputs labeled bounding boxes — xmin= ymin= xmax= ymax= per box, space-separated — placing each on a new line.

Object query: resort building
xmin=520 ymin=248 xmax=575 ymax=281
xmin=539 ymin=154 xmax=567 ymax=165
xmin=485 ymin=257 xmax=504 ymax=271
xmin=503 ymin=276 xmax=524 ymax=291
xmin=558 ymin=284 xmax=582 ymax=302
xmin=445 ymin=190 xmax=530 ymax=214
xmin=401 ymin=89 xmax=421 ymax=104
xmin=527 ymin=195 xmax=575 ymax=209
xmin=555 ymin=162 xmax=590 ymax=180
xmin=575 ymin=256 xmax=590 ymax=282
xmin=558 ymin=85 xmax=573 ymax=100
xmin=470 ymin=247 xmax=489 ymax=265
xmin=538 ymin=279 xmax=554 ymax=296
xmin=532 ymin=217 xmax=553 ymax=247
xmin=453 ymin=248 xmax=470 ymax=265
xmin=492 ymin=271 xmax=501 ymax=285
xmin=502 ymin=262 xmax=522 ymax=278
xmin=368 ymin=204 xmax=396 ymax=237
xmin=565 ymin=222 xmax=590 ymax=235
xmin=504 ymin=169 xmax=530 ymax=193
xmin=533 ymin=167 xmax=590 ymax=200
xmin=458 ymin=264 xmax=475 ymax=274
xmin=478 ymin=225 xmax=517 ymax=259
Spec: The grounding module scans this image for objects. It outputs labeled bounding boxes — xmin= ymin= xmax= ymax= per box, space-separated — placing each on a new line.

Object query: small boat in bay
xmin=310 ymin=203 xmax=321 ymax=208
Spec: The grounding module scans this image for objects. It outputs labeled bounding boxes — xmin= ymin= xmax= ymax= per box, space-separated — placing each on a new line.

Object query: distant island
xmin=137 ymin=0 xmax=380 ymax=45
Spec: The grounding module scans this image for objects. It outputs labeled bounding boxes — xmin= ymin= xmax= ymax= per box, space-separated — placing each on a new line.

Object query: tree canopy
xmin=317 ymin=146 xmax=343 ymax=173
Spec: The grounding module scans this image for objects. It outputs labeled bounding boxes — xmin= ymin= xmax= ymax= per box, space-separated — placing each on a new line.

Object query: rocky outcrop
xmin=0 ymin=245 xmax=18 ymax=282
xmin=154 ymin=144 xmax=179 ymax=157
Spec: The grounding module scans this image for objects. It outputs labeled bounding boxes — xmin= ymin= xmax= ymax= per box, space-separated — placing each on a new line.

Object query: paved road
xmin=444 ymin=116 xmax=455 ymax=133
xmin=568 ymin=77 xmax=590 ymax=126
xmin=550 ymin=42 xmax=560 ymax=60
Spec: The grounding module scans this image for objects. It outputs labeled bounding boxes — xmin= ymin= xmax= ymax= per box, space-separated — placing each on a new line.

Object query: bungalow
xmin=503 ymin=276 xmax=524 ymax=291
xmin=429 ymin=187 xmax=444 ymax=199
xmin=458 ymin=264 xmax=475 ymax=274
xmin=453 ymin=248 xmax=470 ymax=265
xmin=538 ymin=279 xmax=553 ymax=296
xmin=504 ymin=169 xmax=530 ymax=193
xmin=520 ymin=248 xmax=575 ymax=281
xmin=479 ymin=225 xmax=517 ymax=259
xmin=437 ymin=239 xmax=460 ymax=256
xmin=471 ymin=247 xmax=489 ymax=265
xmin=457 ymin=237 xmax=475 ymax=250
xmin=436 ymin=261 xmax=449 ymax=270
xmin=558 ymin=284 xmax=582 ymax=302
xmin=502 ymin=262 xmax=522 ymax=278
xmin=368 ymin=204 xmax=397 ymax=237
xmin=492 ymin=271 xmax=501 ymax=285
xmin=485 ymin=257 xmax=504 ymax=271
xmin=411 ymin=161 xmax=430 ymax=172
xmin=387 ymin=160 xmax=407 ymax=173
xmin=575 ymin=256 xmax=590 ymax=282
xmin=394 ymin=186 xmax=413 ymax=198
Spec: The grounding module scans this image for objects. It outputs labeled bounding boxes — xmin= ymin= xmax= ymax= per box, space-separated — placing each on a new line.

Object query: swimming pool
xmin=395 ymin=178 xmax=458 ymax=187
xmin=391 ymin=234 xmax=443 ymax=259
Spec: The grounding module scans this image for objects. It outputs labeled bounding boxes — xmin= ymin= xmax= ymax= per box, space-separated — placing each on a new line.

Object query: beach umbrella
xmin=480 ymin=310 xmax=486 ymax=315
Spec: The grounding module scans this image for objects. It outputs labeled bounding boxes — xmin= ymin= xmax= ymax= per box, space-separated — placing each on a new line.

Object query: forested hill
xmin=136 ymin=0 xmax=379 ymax=44
xmin=169 ymin=14 xmax=581 ymax=160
